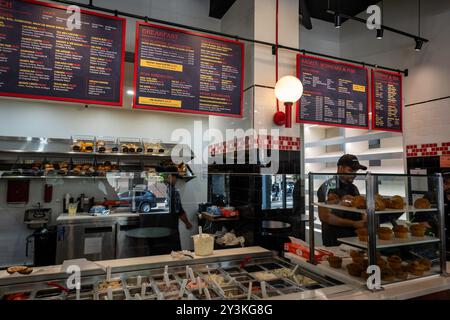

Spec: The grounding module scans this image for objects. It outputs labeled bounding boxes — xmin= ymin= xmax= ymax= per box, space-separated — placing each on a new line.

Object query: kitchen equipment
xmin=26 ymin=226 xmax=57 ymax=267
xmin=24 ymin=206 xmax=51 ymax=229
xmin=68 ymin=203 xmax=78 ymax=216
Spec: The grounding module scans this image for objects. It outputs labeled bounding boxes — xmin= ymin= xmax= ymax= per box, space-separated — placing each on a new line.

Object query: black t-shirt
xmin=317 ymin=177 xmax=361 ymax=246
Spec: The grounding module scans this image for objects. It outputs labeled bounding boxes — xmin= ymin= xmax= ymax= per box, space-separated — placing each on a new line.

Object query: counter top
xmin=0 ymin=247 xmax=270 ymax=287
xmin=56 ymin=212 xmax=140 ymax=224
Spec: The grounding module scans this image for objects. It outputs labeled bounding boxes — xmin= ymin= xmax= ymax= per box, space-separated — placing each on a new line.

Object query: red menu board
xmin=133 ymin=22 xmax=244 ymax=117
xmin=0 ymin=0 xmax=125 ymax=106
xmin=372 ymin=70 xmax=403 ymax=132
xmin=297 ymin=54 xmax=369 ymax=129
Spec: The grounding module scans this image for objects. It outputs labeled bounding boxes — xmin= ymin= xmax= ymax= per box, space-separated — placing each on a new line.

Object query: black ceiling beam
xmin=209 ymin=0 xmax=237 ymax=19
xmin=47 ymin=0 xmax=408 ymax=75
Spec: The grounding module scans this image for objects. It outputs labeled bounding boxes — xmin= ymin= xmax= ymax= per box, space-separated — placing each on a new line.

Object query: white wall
xmin=340 ymin=0 xmax=450 ymax=146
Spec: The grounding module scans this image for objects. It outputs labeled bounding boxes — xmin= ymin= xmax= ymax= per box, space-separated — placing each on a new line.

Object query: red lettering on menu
xmin=142 ymin=28 xmax=178 ymax=41
xmin=0 ymin=0 xmax=12 ymax=9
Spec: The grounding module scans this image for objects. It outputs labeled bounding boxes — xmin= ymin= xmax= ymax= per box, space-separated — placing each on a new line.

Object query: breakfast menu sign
xmin=133 ymin=22 xmax=244 ymax=117
xmin=372 ymin=70 xmax=403 ymax=132
xmin=297 ymin=55 xmax=369 ymax=129
xmin=0 ymin=0 xmax=125 ymax=106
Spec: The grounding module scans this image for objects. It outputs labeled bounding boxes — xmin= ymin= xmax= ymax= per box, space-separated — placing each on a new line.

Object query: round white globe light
xmin=274 ymin=75 xmax=303 ymax=103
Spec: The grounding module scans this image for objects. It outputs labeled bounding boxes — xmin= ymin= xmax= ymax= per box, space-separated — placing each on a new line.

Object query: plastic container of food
xmin=193 ymin=233 xmax=214 ymax=256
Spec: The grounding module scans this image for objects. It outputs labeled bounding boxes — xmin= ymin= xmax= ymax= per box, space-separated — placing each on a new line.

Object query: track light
xmin=376 ymin=28 xmax=383 ymax=39
xmin=415 ymin=38 xmax=423 ymax=51
xmin=334 ymin=13 xmax=341 ymax=29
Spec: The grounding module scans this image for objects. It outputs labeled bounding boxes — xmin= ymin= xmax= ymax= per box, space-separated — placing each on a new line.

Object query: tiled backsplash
xmin=406 ymin=142 xmax=450 ymax=158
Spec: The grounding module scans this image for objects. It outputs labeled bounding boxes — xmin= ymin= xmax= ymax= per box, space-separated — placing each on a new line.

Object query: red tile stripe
xmin=406 ymin=142 xmax=450 ymax=158
xmin=208 ymin=135 xmax=301 ymax=155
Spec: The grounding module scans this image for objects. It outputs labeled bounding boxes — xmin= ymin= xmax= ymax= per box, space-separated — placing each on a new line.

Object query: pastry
xmin=352 ymin=195 xmax=366 ymax=209
xmin=361 ymin=271 xmax=370 ymax=280
xmin=389 ymin=195 xmax=405 ymax=209
xmin=347 ymin=263 xmax=364 ymax=277
xmin=97 ymin=279 xmax=122 ymax=291
xmin=18 ymin=267 xmax=33 ymax=275
xmin=387 ymin=255 xmax=402 ymax=270
xmin=418 ymin=258 xmax=432 ymax=271
xmin=414 ymin=198 xmax=431 ymax=209
xmin=326 ymin=193 xmax=340 ymax=205
xmin=408 ymin=261 xmax=427 ymax=276
xmin=356 ymin=228 xmax=368 ymax=242
xmin=381 ymin=267 xmax=395 ymax=281
xmin=340 ymin=195 xmax=354 ymax=207
xmin=377 ymin=258 xmax=388 ymax=268
xmin=350 ymin=251 xmax=365 ymax=264
xmin=7 ymin=266 xmax=30 ymax=274
xmin=327 ymin=256 xmax=343 ymax=269
xmin=394 ymin=270 xmax=408 ymax=281
xmin=375 ymin=198 xmax=386 ymax=211
xmin=410 ymin=224 xmax=426 ymax=237
xmin=361 ymin=259 xmax=369 ymax=270
xmin=382 ymin=197 xmax=392 ymax=209
xmin=393 ymin=225 xmax=409 ymax=238
xmin=377 ymin=227 xmax=393 ymax=240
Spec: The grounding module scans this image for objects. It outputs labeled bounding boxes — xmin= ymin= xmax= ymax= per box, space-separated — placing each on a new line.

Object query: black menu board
xmin=297 ymin=55 xmax=369 ymax=128
xmin=0 ymin=0 xmax=125 ymax=106
xmin=372 ymin=70 xmax=402 ymax=132
xmin=134 ymin=22 xmax=244 ymax=117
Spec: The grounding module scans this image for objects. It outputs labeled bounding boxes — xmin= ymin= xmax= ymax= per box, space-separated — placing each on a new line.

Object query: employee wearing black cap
xmin=317 ymin=154 xmax=367 ymax=246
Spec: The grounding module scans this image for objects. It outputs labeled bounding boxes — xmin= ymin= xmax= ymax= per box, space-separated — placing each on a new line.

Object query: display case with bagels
xmin=304 ymin=172 xmax=447 ymax=289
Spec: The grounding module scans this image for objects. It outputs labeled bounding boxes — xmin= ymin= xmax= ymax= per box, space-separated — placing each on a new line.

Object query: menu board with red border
xmin=0 ymin=0 xmax=125 ymax=106
xmin=372 ymin=70 xmax=403 ymax=132
xmin=296 ymin=54 xmax=369 ymax=129
xmin=133 ymin=22 xmax=244 ymax=117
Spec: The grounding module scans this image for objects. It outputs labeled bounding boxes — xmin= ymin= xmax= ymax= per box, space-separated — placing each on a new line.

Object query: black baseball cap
xmin=337 ymin=154 xmax=367 ymax=171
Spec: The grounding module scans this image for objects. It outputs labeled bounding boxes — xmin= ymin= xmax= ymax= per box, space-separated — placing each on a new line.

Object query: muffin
xmin=352 ymin=195 xmax=367 ymax=209
xmin=393 ymin=225 xmax=409 ymax=239
xmin=410 ymin=224 xmax=426 ymax=237
xmin=347 ymin=263 xmax=364 ymax=277
xmin=378 ymin=227 xmax=393 ymax=240
xmin=381 ymin=267 xmax=395 ymax=281
xmin=414 ymin=198 xmax=431 ymax=209
xmin=361 ymin=271 xmax=370 ymax=280
xmin=394 ymin=270 xmax=408 ymax=281
xmin=350 ymin=251 xmax=365 ymax=264
xmin=326 ymin=193 xmax=341 ymax=204
xmin=408 ymin=261 xmax=427 ymax=276
xmin=361 ymin=259 xmax=369 ymax=270
xmin=340 ymin=195 xmax=355 ymax=207
xmin=375 ymin=198 xmax=386 ymax=211
xmin=418 ymin=258 xmax=432 ymax=271
xmin=327 ymin=256 xmax=343 ymax=269
xmin=389 ymin=195 xmax=405 ymax=209
xmin=387 ymin=255 xmax=402 ymax=270
xmin=356 ymin=228 xmax=368 ymax=242
xmin=377 ymin=258 xmax=388 ymax=268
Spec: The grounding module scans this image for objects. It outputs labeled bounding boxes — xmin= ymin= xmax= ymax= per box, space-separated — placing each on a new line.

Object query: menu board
xmin=134 ymin=22 xmax=244 ymax=117
xmin=0 ymin=0 xmax=125 ymax=106
xmin=372 ymin=70 xmax=402 ymax=132
xmin=297 ymin=55 xmax=369 ymax=128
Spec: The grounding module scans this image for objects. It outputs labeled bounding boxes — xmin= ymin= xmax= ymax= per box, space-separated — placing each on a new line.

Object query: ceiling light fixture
xmin=376 ymin=28 xmax=384 ymax=39
xmin=334 ymin=13 xmax=341 ymax=29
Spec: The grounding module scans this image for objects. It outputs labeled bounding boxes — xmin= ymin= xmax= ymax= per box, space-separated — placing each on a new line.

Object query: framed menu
xmin=0 ymin=0 xmax=125 ymax=106
xmin=133 ymin=22 xmax=244 ymax=117
xmin=372 ymin=70 xmax=403 ymax=132
xmin=297 ymin=54 xmax=369 ymax=129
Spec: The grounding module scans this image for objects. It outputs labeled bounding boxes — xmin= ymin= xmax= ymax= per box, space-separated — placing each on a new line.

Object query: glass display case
xmin=307 ymin=172 xmax=447 ymax=288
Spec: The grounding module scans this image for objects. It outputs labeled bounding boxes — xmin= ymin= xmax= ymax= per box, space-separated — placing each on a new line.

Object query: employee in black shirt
xmin=317 ymin=154 xmax=367 ymax=246
xmin=166 ymin=167 xmax=193 ymax=250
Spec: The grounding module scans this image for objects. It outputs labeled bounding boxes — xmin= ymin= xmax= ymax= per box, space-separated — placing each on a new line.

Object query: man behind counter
xmin=317 ymin=154 xmax=367 ymax=246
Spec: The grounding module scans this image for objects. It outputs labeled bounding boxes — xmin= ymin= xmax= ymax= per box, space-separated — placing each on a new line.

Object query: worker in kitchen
xmin=165 ymin=166 xmax=193 ymax=251
xmin=317 ymin=154 xmax=368 ymax=246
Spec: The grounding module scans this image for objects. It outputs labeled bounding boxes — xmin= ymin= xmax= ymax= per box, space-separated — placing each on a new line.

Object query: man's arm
xmin=179 ymin=212 xmax=192 ymax=230
xmin=318 ymin=207 xmax=366 ymax=229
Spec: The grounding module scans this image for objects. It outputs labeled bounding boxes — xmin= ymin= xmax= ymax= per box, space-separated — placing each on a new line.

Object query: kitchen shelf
xmin=337 ymin=235 xmax=440 ymax=250
xmin=304 ymin=131 xmax=397 ymax=148
xmin=314 ymin=202 xmax=437 ymax=215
